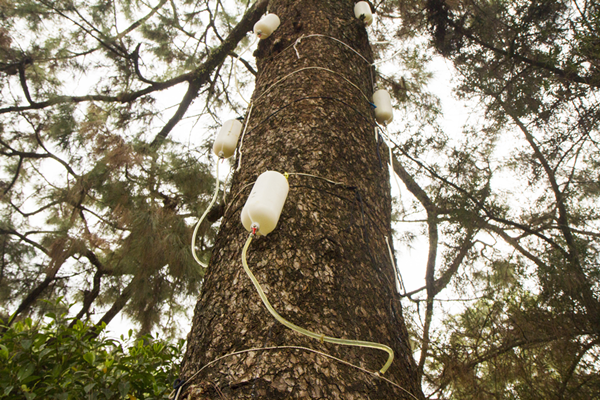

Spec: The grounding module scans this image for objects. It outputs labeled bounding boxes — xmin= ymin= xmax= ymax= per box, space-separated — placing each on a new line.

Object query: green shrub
xmin=0 ymin=311 xmax=183 ymax=400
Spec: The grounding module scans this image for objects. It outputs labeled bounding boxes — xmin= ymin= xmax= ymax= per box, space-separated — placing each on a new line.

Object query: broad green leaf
xmin=3 ymin=386 xmax=14 ymax=396
xmin=118 ymin=381 xmax=131 ymax=397
xmin=17 ymin=364 xmax=35 ymax=382
xmin=84 ymin=382 xmax=96 ymax=393
xmin=0 ymin=344 xmax=8 ymax=360
xmin=83 ymin=351 xmax=96 ymax=365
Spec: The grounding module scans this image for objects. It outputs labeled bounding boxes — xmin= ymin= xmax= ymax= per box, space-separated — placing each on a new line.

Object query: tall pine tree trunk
xmin=181 ymin=1 xmax=423 ymax=398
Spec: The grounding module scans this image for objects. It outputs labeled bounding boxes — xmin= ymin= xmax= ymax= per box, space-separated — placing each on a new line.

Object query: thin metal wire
xmin=255 ymin=67 xmax=371 ymax=104
xmin=171 ymin=345 xmax=419 ymax=400
xmin=233 ymin=36 xmax=259 ymax=105
xmin=223 ymin=180 xmax=255 ymax=218
xmin=291 ymin=34 xmax=375 ymax=89
xmin=378 ymin=125 xmax=404 ymax=211
xmin=386 ymin=236 xmax=405 ymax=294
xmin=286 ymin=172 xmax=349 ymax=187
xmin=242 ymin=95 xmax=375 ymax=141
xmin=372 ymin=47 xmax=404 ymax=66
xmin=293 ymin=34 xmax=372 ymax=65
xmin=236 ymin=102 xmax=254 ymax=171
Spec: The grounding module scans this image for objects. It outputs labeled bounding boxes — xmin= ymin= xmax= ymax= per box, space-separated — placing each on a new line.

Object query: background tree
xmin=0 ymin=0 xmax=269 ymax=335
xmin=386 ymin=0 xmax=600 ymax=398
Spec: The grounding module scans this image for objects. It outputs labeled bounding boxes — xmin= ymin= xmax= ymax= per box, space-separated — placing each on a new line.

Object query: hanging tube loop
xmin=241 ymin=234 xmax=394 ymax=374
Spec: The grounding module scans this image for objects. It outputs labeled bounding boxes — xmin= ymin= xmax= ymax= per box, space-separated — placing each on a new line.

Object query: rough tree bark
xmin=180 ymin=1 xmax=423 ymax=398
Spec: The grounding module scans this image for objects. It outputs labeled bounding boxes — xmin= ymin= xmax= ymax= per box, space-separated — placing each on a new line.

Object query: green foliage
xmin=0 ymin=308 xmax=183 ymax=400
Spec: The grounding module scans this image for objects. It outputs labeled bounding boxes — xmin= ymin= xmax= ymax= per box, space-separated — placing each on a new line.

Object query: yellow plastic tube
xmin=241 ymin=234 xmax=394 ymax=374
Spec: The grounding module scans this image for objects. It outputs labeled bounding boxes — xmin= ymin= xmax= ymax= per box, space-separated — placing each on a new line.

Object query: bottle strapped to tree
xmin=241 ymin=171 xmax=289 ymax=236
xmin=254 ymin=14 xmax=281 ymax=39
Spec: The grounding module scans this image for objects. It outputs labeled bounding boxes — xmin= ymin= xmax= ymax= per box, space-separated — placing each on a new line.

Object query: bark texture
xmin=181 ymin=1 xmax=423 ymax=398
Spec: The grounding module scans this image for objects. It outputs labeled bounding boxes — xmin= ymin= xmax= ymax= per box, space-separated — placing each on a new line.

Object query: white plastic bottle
xmin=241 ymin=171 xmax=289 ymax=235
xmin=254 ymin=14 xmax=280 ymax=39
xmin=373 ymin=89 xmax=393 ymax=125
xmin=213 ymin=119 xmax=243 ymax=159
xmin=354 ymin=2 xmax=373 ymax=26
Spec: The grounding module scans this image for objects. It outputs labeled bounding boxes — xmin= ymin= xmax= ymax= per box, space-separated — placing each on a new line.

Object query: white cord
xmin=234 ymin=61 xmax=250 ymax=106
xmin=378 ymin=125 xmax=404 ymax=212
xmin=191 ymin=159 xmax=220 ymax=269
xmin=236 ymin=102 xmax=254 ymax=171
xmin=222 ymin=165 xmax=232 ymax=204
xmin=232 ymin=36 xmax=258 ymax=106
xmin=372 ymin=47 xmax=404 ymax=66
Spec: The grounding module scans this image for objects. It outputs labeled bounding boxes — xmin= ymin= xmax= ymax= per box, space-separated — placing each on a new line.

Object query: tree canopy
xmin=0 ymin=0 xmax=270 ymax=336
xmin=391 ymin=0 xmax=600 ymax=398
xmin=1 ymin=0 xmax=599 ymax=398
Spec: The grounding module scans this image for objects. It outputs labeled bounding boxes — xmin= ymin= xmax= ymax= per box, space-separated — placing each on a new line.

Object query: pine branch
xmin=70 ymin=263 xmax=105 ymax=325
xmin=482 ymin=219 xmax=547 ymax=271
xmin=433 ymin=227 xmax=476 ymax=295
xmin=149 ymin=0 xmax=269 ymax=147
xmin=230 ymin=53 xmax=258 ymax=76
xmin=394 ymin=144 xmax=567 ymax=256
xmin=94 ymin=277 xmax=137 ymax=329
xmin=390 ymin=149 xmax=439 ymax=381
xmin=0 ymin=228 xmax=49 ymax=255
xmin=496 ymin=97 xmax=600 ymax=328
xmin=2 ymin=157 xmax=23 ymax=194
xmin=111 ymin=0 xmax=169 ymax=44
xmin=18 ymin=61 xmax=35 ymax=105
xmin=446 ymin=19 xmax=600 ymax=88
xmin=6 ymin=239 xmax=74 ymax=326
